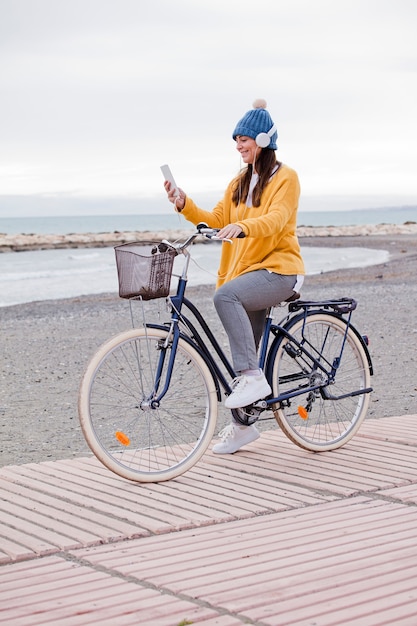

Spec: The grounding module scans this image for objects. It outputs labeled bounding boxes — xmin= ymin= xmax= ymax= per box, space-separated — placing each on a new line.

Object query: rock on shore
xmin=1 ymin=222 xmax=417 ymax=252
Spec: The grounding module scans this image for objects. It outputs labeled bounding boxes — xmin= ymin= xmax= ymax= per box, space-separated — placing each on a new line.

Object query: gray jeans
xmin=213 ymin=270 xmax=300 ymax=372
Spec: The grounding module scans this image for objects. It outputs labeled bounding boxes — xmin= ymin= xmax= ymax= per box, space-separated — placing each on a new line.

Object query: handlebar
xmin=159 ymin=222 xmax=245 ymax=255
xmin=196 ymin=222 xmax=246 ymax=240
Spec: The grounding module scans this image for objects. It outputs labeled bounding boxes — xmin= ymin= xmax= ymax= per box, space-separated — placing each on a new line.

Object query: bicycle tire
xmin=269 ymin=312 xmax=371 ymax=451
xmin=78 ymin=327 xmax=218 ymax=482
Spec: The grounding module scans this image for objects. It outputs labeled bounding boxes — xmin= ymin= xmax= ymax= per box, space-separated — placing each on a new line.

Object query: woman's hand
xmin=216 ymin=223 xmax=244 ymax=239
xmin=164 ymin=181 xmax=186 ymax=212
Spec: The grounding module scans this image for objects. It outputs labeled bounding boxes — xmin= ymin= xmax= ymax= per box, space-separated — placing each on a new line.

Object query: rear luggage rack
xmin=289 ymin=298 xmax=357 ymax=315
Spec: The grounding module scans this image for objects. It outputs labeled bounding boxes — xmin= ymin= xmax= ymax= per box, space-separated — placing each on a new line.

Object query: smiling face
xmin=235 ymin=135 xmax=261 ymax=165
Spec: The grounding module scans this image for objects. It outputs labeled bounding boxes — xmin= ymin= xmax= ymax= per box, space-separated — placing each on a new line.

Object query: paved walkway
xmin=1 ymin=414 xmax=417 ymax=625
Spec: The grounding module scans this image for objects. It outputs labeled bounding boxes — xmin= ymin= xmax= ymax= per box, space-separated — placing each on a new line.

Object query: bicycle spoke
xmin=79 ymin=328 xmax=217 ymax=482
xmin=271 ymin=313 xmax=371 ymax=451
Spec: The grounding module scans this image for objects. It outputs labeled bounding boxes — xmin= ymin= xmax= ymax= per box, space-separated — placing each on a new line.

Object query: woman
xmin=164 ymin=99 xmax=305 ymax=454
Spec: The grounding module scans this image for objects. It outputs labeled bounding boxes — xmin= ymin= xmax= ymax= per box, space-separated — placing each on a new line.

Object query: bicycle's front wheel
xmin=78 ymin=327 xmax=218 ymax=482
xmin=270 ymin=312 xmax=371 ymax=451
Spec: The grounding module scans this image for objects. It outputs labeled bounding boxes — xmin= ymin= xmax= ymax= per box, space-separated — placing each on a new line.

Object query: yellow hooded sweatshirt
xmin=180 ymin=164 xmax=305 ymax=288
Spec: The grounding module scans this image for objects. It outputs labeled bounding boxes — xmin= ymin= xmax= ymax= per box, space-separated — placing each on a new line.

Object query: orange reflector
xmin=297 ymin=406 xmax=309 ymax=420
xmin=115 ymin=431 xmax=130 ymax=446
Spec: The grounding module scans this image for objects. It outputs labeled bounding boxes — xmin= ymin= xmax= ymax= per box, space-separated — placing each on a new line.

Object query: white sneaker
xmin=212 ymin=423 xmax=260 ymax=454
xmin=224 ymin=373 xmax=272 ymax=409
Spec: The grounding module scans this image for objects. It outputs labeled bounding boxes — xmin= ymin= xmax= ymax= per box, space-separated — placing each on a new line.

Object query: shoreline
xmin=1 ymin=231 xmax=416 ymax=466
xmin=0 ymin=231 xmax=416 ymax=310
xmin=0 ymin=222 xmax=417 ymax=252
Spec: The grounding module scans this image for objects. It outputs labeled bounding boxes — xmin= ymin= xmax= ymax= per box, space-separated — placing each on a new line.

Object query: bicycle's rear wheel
xmin=270 ymin=312 xmax=371 ymax=451
xmin=78 ymin=327 xmax=218 ymax=482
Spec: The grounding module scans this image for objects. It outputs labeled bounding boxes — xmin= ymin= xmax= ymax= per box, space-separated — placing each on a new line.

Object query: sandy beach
xmin=1 ymin=230 xmax=416 ymax=467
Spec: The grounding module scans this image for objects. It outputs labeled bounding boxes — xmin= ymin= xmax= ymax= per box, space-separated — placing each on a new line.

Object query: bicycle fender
xmin=266 ymin=310 xmax=373 ymax=378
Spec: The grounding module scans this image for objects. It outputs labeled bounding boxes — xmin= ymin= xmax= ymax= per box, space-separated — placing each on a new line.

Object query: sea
xmin=0 ymin=207 xmax=415 ymax=308
xmin=1 ymin=206 xmax=416 ymax=235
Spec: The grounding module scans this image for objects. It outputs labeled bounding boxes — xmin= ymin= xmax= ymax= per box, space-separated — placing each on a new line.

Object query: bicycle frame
xmin=144 ymin=260 xmax=372 ymax=411
xmin=146 ymin=274 xmax=235 ymax=406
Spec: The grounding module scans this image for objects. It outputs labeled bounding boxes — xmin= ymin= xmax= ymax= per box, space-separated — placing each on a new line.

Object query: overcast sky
xmin=1 ymin=0 xmax=416 ymax=216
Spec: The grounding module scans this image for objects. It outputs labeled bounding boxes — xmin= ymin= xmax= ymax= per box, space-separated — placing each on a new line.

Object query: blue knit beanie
xmin=232 ymin=99 xmax=278 ymax=150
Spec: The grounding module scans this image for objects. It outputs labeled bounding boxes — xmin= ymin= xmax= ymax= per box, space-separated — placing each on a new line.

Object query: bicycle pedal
xmin=252 ymin=400 xmax=268 ymax=409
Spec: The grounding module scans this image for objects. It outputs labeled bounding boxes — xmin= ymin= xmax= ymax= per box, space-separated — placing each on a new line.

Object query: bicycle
xmin=78 ymin=225 xmax=373 ymax=483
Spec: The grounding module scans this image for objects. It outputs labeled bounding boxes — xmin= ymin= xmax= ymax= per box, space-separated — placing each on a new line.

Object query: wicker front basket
xmin=114 ymin=242 xmax=177 ymax=300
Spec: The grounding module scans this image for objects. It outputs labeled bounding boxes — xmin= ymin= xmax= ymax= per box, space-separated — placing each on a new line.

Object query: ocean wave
xmin=67 ymin=252 xmax=102 ymax=260
xmin=0 ymin=264 xmax=115 ymax=282
xmin=0 ymin=244 xmax=392 ymax=307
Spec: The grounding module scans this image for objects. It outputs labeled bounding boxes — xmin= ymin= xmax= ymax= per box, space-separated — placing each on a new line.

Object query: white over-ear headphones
xmin=256 ymin=123 xmax=277 ymax=148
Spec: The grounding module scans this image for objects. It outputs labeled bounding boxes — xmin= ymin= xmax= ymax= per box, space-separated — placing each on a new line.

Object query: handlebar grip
xmin=196 ymin=223 xmax=246 ymax=239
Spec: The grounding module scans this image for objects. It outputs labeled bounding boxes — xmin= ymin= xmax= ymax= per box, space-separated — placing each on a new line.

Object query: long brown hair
xmin=232 ymin=149 xmax=280 ymax=207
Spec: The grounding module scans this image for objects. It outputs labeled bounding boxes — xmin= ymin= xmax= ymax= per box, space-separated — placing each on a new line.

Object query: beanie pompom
xmin=253 ymin=98 xmax=267 ymax=109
